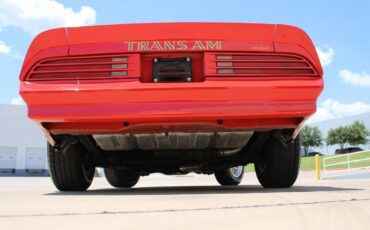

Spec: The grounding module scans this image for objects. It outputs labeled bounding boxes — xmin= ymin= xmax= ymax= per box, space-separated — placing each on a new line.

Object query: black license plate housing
xmin=153 ymin=57 xmax=192 ymax=83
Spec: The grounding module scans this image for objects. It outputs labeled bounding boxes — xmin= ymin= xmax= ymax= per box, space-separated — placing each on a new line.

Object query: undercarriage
xmin=48 ymin=129 xmax=301 ymax=191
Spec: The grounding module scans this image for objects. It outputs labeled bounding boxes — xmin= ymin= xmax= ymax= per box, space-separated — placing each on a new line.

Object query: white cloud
xmin=0 ymin=40 xmax=11 ymax=54
xmin=0 ymin=40 xmax=23 ymax=59
xmin=308 ymin=107 xmax=335 ymax=123
xmin=0 ymin=0 xmax=96 ymax=35
xmin=339 ymin=70 xmax=370 ymax=87
xmin=10 ymin=96 xmax=25 ymax=105
xmin=308 ymin=99 xmax=370 ymax=123
xmin=316 ymin=47 xmax=335 ymax=67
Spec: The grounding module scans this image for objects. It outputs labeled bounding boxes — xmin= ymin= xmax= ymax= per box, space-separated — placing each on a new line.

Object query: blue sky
xmin=0 ymin=0 xmax=369 ymax=122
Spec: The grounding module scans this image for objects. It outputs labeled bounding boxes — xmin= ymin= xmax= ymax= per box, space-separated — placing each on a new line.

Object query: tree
xmin=326 ymin=126 xmax=349 ymax=151
xmin=301 ymin=126 xmax=323 ymax=156
xmin=326 ymin=121 xmax=369 ymax=151
xmin=347 ymin=121 xmax=369 ymax=146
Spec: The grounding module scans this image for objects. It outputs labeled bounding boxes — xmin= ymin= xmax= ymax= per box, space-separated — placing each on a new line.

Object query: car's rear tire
xmin=48 ymin=142 xmax=95 ymax=191
xmin=255 ymin=132 xmax=300 ymax=188
xmin=215 ymin=166 xmax=244 ymax=186
xmin=104 ymin=168 xmax=140 ymax=188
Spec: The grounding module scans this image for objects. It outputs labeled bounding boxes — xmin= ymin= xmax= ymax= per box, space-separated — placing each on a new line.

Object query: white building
xmin=0 ymin=104 xmax=48 ymax=176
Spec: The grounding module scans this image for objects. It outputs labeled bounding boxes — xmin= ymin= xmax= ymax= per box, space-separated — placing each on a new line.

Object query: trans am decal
xmin=124 ymin=40 xmax=222 ymax=51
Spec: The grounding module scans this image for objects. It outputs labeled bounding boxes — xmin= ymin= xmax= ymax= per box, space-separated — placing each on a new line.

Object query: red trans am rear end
xmin=19 ymin=23 xmax=323 ymax=191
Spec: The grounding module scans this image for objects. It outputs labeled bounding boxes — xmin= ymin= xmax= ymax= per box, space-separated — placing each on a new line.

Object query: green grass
xmin=245 ymin=163 xmax=255 ymax=173
xmin=245 ymin=150 xmax=370 ymax=172
xmin=323 ymin=151 xmax=370 ymax=170
xmin=300 ymin=156 xmax=324 ymax=171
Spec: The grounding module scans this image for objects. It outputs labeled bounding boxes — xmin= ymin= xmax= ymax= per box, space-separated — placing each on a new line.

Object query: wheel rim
xmin=229 ymin=166 xmax=243 ymax=178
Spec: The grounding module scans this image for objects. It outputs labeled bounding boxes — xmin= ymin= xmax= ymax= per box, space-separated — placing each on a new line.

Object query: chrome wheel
xmin=229 ymin=166 xmax=243 ymax=178
xmin=215 ymin=165 xmax=244 ymax=186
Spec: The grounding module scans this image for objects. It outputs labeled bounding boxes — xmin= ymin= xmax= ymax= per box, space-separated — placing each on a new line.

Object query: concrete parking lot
xmin=1 ymin=172 xmax=370 ymax=229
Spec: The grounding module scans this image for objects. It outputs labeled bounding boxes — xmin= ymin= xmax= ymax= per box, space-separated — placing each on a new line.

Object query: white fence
xmin=323 ymin=151 xmax=370 ymax=178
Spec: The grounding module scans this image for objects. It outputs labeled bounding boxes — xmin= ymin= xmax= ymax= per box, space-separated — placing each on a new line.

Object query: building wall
xmin=0 ymin=104 xmax=47 ymax=176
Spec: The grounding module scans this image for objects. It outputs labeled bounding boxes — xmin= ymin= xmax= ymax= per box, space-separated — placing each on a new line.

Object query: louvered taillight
xmin=26 ymin=54 xmax=140 ymax=81
xmin=204 ymin=53 xmax=318 ymax=77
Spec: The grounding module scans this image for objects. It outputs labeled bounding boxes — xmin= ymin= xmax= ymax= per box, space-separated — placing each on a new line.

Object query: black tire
xmin=48 ymin=141 xmax=95 ymax=191
xmin=215 ymin=166 xmax=244 ymax=186
xmin=104 ymin=168 xmax=140 ymax=188
xmin=255 ymin=132 xmax=300 ymax=188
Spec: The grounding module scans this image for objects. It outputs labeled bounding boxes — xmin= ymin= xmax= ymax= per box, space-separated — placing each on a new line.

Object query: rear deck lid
xmin=65 ymin=22 xmax=276 ymax=55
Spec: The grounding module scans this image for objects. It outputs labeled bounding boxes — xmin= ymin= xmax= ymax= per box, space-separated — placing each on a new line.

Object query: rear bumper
xmin=20 ymin=78 xmax=323 ymax=134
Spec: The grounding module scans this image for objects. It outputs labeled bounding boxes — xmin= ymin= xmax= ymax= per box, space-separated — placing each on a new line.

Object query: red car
xmin=19 ymin=23 xmax=323 ymax=191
